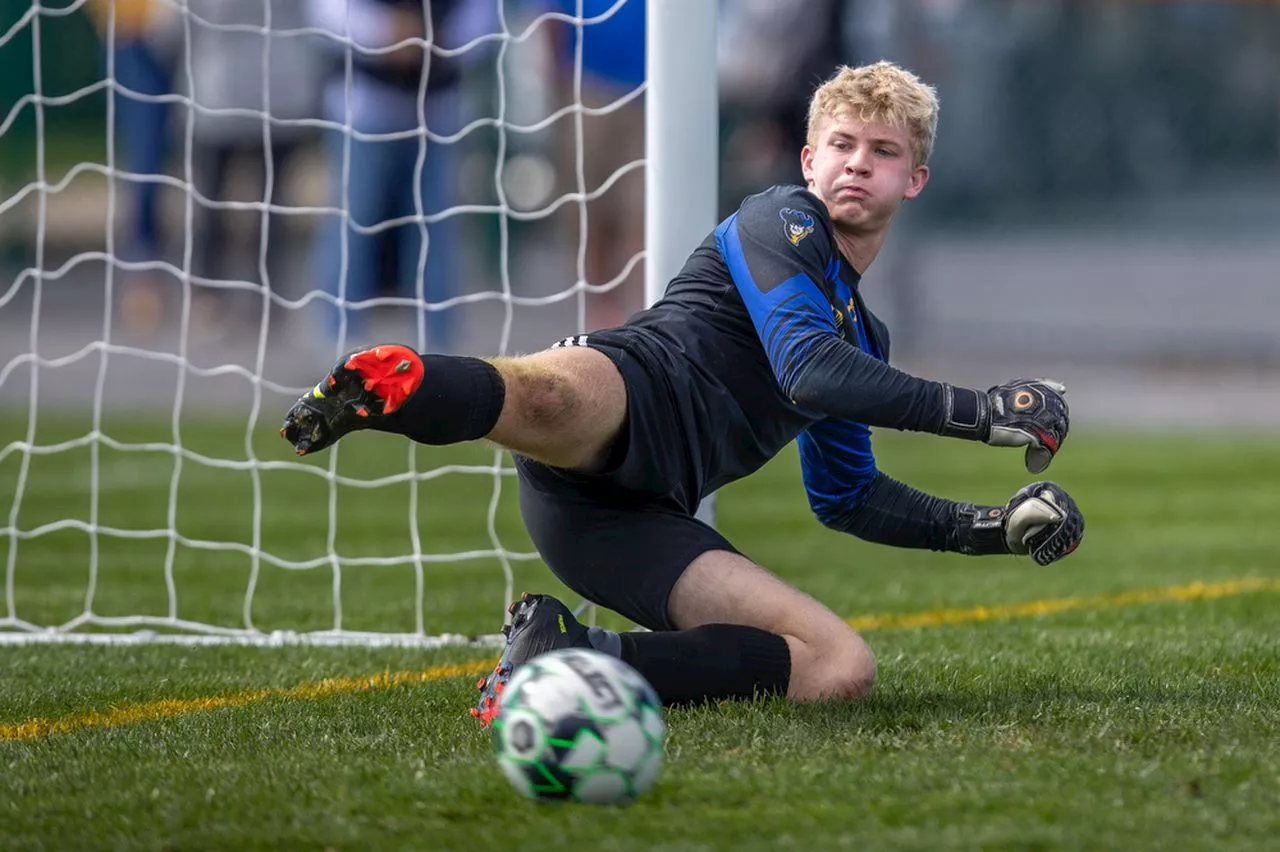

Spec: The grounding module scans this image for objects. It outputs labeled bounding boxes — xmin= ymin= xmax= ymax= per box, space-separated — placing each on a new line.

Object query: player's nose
xmin=845 ymin=147 xmax=872 ymax=176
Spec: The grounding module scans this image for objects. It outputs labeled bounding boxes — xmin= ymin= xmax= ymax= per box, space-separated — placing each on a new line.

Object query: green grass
xmin=1 ymin=419 xmax=1279 ymax=850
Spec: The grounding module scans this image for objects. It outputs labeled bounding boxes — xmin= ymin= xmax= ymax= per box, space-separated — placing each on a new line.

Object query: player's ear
xmin=903 ymin=164 xmax=929 ymax=200
xmin=801 ymin=144 xmax=816 ymax=185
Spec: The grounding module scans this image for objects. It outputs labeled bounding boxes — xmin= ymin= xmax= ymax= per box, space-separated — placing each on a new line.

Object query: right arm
xmin=720 ymin=189 xmax=1068 ymax=471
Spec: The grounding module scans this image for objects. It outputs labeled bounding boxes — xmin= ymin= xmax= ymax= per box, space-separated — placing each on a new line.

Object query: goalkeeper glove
xmin=1002 ymin=481 xmax=1084 ymax=565
xmin=985 ymin=379 xmax=1070 ymax=474
xmin=940 ymin=379 xmax=1070 ymax=473
xmin=957 ymin=481 xmax=1084 ymax=565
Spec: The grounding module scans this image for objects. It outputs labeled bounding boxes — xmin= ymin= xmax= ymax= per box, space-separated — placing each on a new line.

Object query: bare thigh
xmin=667 ymin=550 xmax=877 ymax=701
xmin=488 ymin=346 xmax=627 ymax=472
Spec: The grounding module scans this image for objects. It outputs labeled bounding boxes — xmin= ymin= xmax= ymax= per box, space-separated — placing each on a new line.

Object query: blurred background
xmin=0 ymin=0 xmax=1277 ymax=428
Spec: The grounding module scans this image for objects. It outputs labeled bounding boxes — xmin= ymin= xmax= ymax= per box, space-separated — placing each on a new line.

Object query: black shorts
xmin=514 ymin=328 xmax=737 ymax=630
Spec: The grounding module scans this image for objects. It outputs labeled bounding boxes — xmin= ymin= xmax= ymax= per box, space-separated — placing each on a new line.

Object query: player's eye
xmin=876 ymin=147 xmax=896 ymax=157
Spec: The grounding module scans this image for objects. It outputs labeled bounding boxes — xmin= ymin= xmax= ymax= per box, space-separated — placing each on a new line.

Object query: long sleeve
xmin=716 ymin=187 xmax=985 ymax=436
xmin=816 ymin=471 xmax=1012 ymax=556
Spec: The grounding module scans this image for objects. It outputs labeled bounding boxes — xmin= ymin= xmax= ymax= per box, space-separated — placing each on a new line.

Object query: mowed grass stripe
xmin=4 ymin=577 xmax=1277 ymax=742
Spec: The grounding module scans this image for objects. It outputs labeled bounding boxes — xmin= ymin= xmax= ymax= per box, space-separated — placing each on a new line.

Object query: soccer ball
xmin=491 ymin=648 xmax=665 ymax=805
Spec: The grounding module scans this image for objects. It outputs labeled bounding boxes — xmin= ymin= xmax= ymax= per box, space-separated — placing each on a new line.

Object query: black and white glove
xmin=985 ymin=379 xmax=1069 ymax=473
xmin=956 ymin=481 xmax=1083 ymax=565
xmin=941 ymin=378 xmax=1070 ymax=473
xmin=1002 ymin=481 xmax=1084 ymax=565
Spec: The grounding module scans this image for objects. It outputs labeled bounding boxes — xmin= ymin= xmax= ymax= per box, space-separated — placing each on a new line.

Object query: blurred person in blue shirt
xmin=541 ymin=0 xmax=646 ymax=330
xmin=307 ymin=0 xmax=497 ymax=353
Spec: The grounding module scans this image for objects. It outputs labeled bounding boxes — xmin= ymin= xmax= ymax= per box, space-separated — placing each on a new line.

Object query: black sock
xmin=585 ymin=626 xmax=622 ymax=658
xmin=619 ymin=624 xmax=791 ymax=706
xmin=375 ymin=354 xmax=505 ymax=445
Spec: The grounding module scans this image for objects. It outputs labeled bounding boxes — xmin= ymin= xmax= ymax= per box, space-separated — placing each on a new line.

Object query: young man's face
xmin=801 ymin=111 xmax=929 ymax=236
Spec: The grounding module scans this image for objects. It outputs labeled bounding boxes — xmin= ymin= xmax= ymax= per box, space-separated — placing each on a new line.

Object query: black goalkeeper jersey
xmin=619 ymin=184 xmax=951 ymax=519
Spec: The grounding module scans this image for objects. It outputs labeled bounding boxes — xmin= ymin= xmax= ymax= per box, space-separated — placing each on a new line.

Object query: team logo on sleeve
xmin=779 ymin=208 xmax=815 ymax=247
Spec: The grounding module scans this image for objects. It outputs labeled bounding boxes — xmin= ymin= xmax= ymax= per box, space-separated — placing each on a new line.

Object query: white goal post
xmin=645 ymin=0 xmax=717 ymax=529
xmin=0 ymin=0 xmax=717 ymax=648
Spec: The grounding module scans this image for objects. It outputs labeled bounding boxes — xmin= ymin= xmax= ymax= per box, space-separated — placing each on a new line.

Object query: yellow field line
xmin=0 ymin=659 xmax=495 ymax=742
xmin=4 ymin=577 xmax=1277 ymax=742
xmin=846 ymin=577 xmax=1280 ymax=631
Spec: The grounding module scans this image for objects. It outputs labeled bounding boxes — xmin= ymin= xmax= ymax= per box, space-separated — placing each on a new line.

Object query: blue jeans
xmin=313 ymin=90 xmax=461 ymax=353
xmin=112 ymin=40 xmax=173 ymax=260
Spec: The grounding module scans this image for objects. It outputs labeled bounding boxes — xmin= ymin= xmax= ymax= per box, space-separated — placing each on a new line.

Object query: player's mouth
xmin=835 ymin=185 xmax=870 ymax=200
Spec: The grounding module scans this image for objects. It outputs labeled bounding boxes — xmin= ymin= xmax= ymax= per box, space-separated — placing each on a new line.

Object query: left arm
xmin=819 ymin=470 xmax=1011 ymax=556
xmin=802 ymin=420 xmax=1084 ymax=564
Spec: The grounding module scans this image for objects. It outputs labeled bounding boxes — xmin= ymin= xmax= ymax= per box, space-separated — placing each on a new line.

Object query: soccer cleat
xmin=279 ymin=344 xmax=424 ymax=456
xmin=471 ymin=593 xmax=591 ymax=728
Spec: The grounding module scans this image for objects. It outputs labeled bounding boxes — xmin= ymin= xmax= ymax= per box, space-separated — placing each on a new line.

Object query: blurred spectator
xmin=542 ymin=0 xmax=646 ymax=330
xmin=184 ymin=0 xmax=323 ymax=332
xmin=717 ymin=0 xmax=845 ymax=214
xmin=88 ymin=0 xmax=181 ymax=334
xmin=307 ymin=0 xmax=497 ymax=353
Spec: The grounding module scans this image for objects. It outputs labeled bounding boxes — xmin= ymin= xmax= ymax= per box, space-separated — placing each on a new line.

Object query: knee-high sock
xmin=617 ymin=624 xmax=791 ymax=705
xmin=373 ymin=354 xmax=505 ymax=445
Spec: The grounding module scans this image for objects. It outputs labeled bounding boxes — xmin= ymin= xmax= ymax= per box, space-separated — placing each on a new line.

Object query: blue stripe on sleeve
xmin=716 ymin=215 xmax=838 ymax=397
xmin=798 ymin=418 xmax=879 ymax=526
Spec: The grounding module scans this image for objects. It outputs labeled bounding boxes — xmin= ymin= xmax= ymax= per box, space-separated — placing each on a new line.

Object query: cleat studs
xmin=494 ymin=682 xmax=504 ymax=696
xmin=355 ymin=405 xmax=369 ymax=418
xmin=328 ymin=375 xmax=337 ymax=388
xmin=476 ymin=678 xmax=487 ymax=690
xmin=469 ymin=707 xmax=481 ymax=718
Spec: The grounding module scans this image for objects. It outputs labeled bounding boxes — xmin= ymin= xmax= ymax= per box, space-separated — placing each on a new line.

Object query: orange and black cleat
xmin=472 ymin=593 xmax=591 ymax=729
xmin=280 ymin=344 xmax=424 ymax=456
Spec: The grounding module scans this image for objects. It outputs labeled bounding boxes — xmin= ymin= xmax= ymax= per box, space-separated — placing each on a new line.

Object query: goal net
xmin=0 ymin=0 xmax=711 ymax=646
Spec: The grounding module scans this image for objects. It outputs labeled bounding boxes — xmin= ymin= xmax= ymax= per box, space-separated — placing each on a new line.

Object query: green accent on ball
xmin=531 ymin=761 xmax=566 ymax=795
xmin=557 ymin=728 xmax=607 ymax=774
xmin=497 ymin=711 xmax=550 ymax=765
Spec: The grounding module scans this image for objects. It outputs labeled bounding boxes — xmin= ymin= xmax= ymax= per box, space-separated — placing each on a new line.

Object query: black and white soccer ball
xmin=491 ymin=648 xmax=665 ymax=805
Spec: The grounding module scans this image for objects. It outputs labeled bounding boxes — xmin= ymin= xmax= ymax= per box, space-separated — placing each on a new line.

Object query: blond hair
xmin=806 ymin=62 xmax=940 ymax=167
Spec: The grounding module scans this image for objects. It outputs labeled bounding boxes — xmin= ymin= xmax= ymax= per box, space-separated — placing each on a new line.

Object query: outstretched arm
xmin=801 ymin=420 xmax=1084 ymax=565
xmin=820 ymin=473 xmax=1083 ymax=563
xmin=723 ymin=189 xmax=1069 ymax=472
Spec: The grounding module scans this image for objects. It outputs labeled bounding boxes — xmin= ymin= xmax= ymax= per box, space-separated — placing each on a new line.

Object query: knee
xmin=505 ymin=361 xmax=581 ymax=433
xmin=827 ymin=637 xmax=877 ymax=701
xmin=802 ymin=632 xmax=877 ymax=701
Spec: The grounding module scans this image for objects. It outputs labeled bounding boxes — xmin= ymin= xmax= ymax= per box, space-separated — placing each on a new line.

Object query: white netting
xmin=0 ymin=0 xmax=648 ymax=645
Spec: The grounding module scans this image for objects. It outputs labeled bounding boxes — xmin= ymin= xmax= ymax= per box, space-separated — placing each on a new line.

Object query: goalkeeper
xmin=281 ymin=62 xmax=1084 ymax=726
